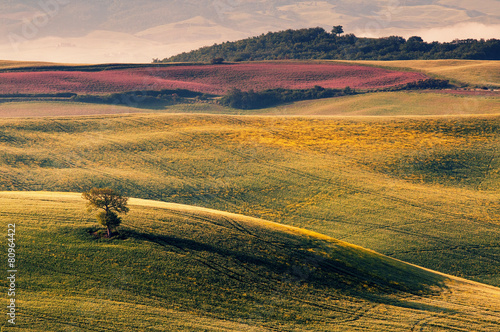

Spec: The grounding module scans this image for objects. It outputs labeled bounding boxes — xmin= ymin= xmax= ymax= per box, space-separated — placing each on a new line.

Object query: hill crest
xmin=162 ymin=27 xmax=500 ymax=63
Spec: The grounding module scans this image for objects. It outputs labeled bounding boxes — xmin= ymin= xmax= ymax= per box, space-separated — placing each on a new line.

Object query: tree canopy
xmin=82 ymin=187 xmax=129 ymax=237
xmin=161 ymin=27 xmax=500 ymax=62
xmin=332 ymin=25 xmax=344 ymax=36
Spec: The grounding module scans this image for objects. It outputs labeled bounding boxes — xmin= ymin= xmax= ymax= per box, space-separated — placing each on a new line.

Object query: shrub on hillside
xmin=386 ymin=78 xmax=450 ymax=91
xmin=72 ymin=89 xmax=210 ymax=108
xmin=211 ymin=57 xmax=225 ymax=64
xmin=220 ymin=86 xmax=356 ymax=109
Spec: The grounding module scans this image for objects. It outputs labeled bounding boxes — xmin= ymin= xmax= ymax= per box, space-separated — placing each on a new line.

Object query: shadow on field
xmin=118 ymin=227 xmax=449 ymax=300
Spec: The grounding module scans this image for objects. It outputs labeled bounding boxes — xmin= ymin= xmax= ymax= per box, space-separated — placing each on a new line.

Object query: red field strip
xmin=0 ymin=62 xmax=428 ymax=95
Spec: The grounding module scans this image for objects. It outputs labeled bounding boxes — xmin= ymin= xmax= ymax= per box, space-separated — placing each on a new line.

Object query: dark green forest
xmin=161 ymin=27 xmax=500 ymax=62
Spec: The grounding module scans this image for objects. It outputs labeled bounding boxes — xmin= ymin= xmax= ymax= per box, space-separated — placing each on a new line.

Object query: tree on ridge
xmin=331 ymin=25 xmax=344 ymax=36
xmin=82 ymin=187 xmax=129 ymax=237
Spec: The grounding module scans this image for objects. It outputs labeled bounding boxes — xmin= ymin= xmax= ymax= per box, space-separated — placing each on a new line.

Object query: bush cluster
xmin=72 ymin=89 xmax=211 ymax=108
xmin=220 ymin=86 xmax=355 ymax=109
xmin=386 ymin=79 xmax=451 ymax=91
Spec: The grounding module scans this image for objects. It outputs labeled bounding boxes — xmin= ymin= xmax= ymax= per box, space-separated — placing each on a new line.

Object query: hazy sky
xmin=0 ymin=0 xmax=499 ymax=63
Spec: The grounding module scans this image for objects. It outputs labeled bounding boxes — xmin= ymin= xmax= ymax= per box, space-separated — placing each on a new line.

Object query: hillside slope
xmin=266 ymin=91 xmax=500 ymax=116
xmin=0 ymin=113 xmax=499 ymax=289
xmin=0 ymin=60 xmax=496 ymax=114
xmin=345 ymin=60 xmax=500 ymax=88
xmin=1 ymin=191 xmax=500 ymax=331
xmin=162 ymin=27 xmax=500 ymax=63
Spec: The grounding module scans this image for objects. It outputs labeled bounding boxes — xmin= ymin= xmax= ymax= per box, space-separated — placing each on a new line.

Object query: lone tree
xmin=82 ymin=187 xmax=129 ymax=237
xmin=331 ymin=25 xmax=344 ymax=36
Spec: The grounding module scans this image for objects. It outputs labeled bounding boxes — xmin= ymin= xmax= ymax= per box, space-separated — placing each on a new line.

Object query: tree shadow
xmin=120 ymin=228 xmax=449 ymax=300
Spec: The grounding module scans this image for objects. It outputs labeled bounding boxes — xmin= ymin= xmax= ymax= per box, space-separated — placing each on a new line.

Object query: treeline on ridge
xmin=161 ymin=27 xmax=500 ymax=62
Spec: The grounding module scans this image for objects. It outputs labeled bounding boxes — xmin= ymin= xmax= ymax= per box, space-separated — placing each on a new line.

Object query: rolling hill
xmin=0 ymin=59 xmax=497 ymax=114
xmin=161 ymin=27 xmax=500 ymax=63
xmin=0 ymin=113 xmax=499 ymax=291
xmin=1 ymin=191 xmax=500 ymax=331
xmin=344 ymin=60 xmax=500 ymax=88
xmin=265 ymin=91 xmax=500 ymax=116
xmin=2 ymin=88 xmax=499 ymax=118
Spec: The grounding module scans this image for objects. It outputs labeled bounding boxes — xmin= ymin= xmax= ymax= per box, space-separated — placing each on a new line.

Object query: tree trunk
xmin=107 ymin=226 xmax=111 ymax=238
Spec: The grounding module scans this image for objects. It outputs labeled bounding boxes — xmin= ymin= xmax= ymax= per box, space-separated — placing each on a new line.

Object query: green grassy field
xmin=1 ymin=90 xmax=498 ymax=117
xmin=268 ymin=91 xmax=500 ymax=116
xmin=0 ymin=113 xmax=499 ymax=290
xmin=1 ymin=191 xmax=500 ymax=331
xmin=343 ymin=60 xmax=500 ymax=88
xmin=0 ymin=101 xmax=237 ymax=117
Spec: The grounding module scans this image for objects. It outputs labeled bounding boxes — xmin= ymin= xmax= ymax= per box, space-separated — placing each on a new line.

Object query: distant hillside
xmin=347 ymin=60 xmax=500 ymax=88
xmin=162 ymin=27 xmax=500 ymax=62
xmin=0 ymin=62 xmax=428 ymax=97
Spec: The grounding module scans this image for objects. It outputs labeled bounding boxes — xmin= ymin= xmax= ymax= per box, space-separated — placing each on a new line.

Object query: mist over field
xmin=0 ymin=0 xmax=499 ymax=63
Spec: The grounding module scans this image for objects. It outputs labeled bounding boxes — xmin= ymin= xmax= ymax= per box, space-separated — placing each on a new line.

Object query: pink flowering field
xmin=0 ymin=62 xmax=428 ymax=95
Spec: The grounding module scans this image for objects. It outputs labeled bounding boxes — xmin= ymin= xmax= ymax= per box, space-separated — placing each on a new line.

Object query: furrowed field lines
xmin=0 ymin=114 xmax=499 ymax=289
xmin=0 ymin=101 xmax=163 ymax=118
xmin=0 ymin=62 xmax=427 ymax=95
xmin=228 ymin=116 xmax=500 ymax=189
xmin=268 ymin=91 xmax=500 ymax=116
xmin=1 ymin=192 xmax=500 ymax=331
xmin=0 ymin=90 xmax=498 ymax=118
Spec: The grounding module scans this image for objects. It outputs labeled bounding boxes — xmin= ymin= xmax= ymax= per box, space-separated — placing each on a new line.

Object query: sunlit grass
xmin=2 ymin=90 xmax=497 ymax=118
xmin=0 ymin=101 xmax=146 ymax=118
xmin=0 ymin=60 xmax=78 ymax=69
xmin=267 ymin=91 xmax=500 ymax=116
xmin=0 ymin=113 xmax=499 ymax=289
xmin=1 ymin=192 xmax=500 ymax=331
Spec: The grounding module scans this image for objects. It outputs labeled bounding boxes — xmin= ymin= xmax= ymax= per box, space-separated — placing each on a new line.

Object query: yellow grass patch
xmin=2 ymin=191 xmax=500 ymax=331
xmin=268 ymin=91 xmax=500 ymax=116
xmin=340 ymin=60 xmax=500 ymax=88
xmin=0 ymin=60 xmax=82 ymax=69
